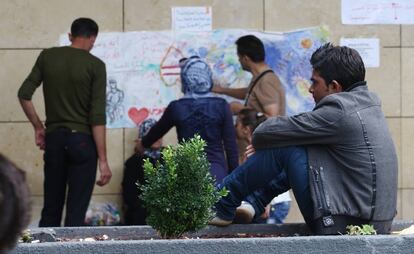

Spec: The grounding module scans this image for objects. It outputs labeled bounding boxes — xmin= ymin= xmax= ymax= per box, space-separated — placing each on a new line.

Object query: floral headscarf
xmin=180 ymin=56 xmax=213 ymax=98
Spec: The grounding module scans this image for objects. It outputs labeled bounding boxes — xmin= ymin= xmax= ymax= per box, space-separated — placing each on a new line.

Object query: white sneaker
xmin=208 ymin=216 xmax=232 ymax=226
xmin=234 ymin=201 xmax=255 ymax=224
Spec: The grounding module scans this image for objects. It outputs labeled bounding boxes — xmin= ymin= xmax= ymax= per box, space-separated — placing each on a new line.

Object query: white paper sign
xmin=340 ymin=38 xmax=380 ymax=68
xmin=172 ymin=6 xmax=212 ymax=31
xmin=342 ymin=0 xmax=414 ymax=24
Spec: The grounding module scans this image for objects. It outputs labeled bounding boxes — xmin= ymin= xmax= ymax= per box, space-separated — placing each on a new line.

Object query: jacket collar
xmin=344 ymin=81 xmax=367 ymax=92
xmin=314 ymin=81 xmax=368 ymax=109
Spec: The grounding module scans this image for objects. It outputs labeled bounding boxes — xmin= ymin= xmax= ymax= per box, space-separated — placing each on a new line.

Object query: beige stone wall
xmin=0 ymin=0 xmax=410 ymax=226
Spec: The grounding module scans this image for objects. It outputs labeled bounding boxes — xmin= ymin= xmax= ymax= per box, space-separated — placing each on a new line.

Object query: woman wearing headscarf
xmin=135 ymin=56 xmax=238 ymax=184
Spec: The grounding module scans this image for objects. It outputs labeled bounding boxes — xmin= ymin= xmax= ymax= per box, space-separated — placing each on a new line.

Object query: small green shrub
xmin=20 ymin=230 xmax=32 ymax=243
xmin=346 ymin=224 xmax=377 ymax=235
xmin=140 ymin=135 xmax=227 ymax=238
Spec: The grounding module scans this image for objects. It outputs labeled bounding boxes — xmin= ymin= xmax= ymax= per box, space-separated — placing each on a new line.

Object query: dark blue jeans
xmin=215 ymin=146 xmax=313 ymax=223
xmin=39 ymin=128 xmax=97 ymax=227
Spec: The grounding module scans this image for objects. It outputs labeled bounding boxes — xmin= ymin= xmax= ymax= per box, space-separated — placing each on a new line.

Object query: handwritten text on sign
xmin=340 ymin=38 xmax=380 ymax=68
xmin=342 ymin=0 xmax=414 ymax=24
xmin=172 ymin=6 xmax=212 ymax=31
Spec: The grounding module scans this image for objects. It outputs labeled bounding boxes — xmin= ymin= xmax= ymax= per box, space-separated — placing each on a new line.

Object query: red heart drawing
xmin=128 ymin=107 xmax=149 ymax=126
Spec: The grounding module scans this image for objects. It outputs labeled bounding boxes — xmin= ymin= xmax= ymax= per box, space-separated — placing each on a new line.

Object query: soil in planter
xmin=197 ymin=233 xmax=291 ymax=238
xmin=53 ymin=232 xmax=301 ymax=242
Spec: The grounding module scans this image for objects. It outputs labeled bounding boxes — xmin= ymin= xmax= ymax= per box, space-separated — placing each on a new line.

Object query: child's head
xmin=0 ymin=154 xmax=31 ymax=253
xmin=139 ymin=119 xmax=162 ymax=149
xmin=236 ymin=108 xmax=267 ymax=141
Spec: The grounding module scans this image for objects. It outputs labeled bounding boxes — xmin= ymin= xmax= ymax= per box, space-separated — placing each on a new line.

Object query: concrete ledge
xmin=11 ymin=221 xmax=414 ymax=254
xmin=12 ymin=235 xmax=414 ymax=254
xmin=42 ymin=223 xmax=311 ymax=240
xmin=28 ymin=220 xmax=413 ymax=241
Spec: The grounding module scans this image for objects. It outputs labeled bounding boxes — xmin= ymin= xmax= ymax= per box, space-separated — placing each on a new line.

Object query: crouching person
xmin=210 ymin=43 xmax=398 ymax=235
xmin=122 ymin=119 xmax=163 ymax=225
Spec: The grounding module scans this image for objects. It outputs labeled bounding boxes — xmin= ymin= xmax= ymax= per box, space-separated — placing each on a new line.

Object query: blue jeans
xmin=268 ymin=201 xmax=291 ymax=224
xmin=215 ymin=146 xmax=313 ymax=223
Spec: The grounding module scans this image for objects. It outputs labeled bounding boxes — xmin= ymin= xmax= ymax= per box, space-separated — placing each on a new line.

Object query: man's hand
xmin=230 ymin=101 xmax=244 ymax=115
xmin=19 ymin=98 xmax=45 ymax=149
xmin=212 ymin=84 xmax=224 ymax=94
xmin=245 ymin=144 xmax=256 ymax=158
xmin=91 ymin=125 xmax=111 ymax=186
xmin=134 ymin=139 xmax=145 ymax=154
xmin=96 ymin=160 xmax=112 ymax=186
xmin=34 ymin=127 xmax=45 ymax=150
xmin=260 ymin=205 xmax=271 ymax=220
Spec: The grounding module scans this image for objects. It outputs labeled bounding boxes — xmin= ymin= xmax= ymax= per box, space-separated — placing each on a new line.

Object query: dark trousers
xmin=122 ymin=154 xmax=148 ymax=225
xmin=39 ymin=128 xmax=97 ymax=227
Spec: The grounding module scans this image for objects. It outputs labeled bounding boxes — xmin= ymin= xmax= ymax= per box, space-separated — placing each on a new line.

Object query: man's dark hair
xmin=0 ymin=154 xmax=31 ymax=254
xmin=236 ymin=35 xmax=265 ymax=62
xmin=71 ymin=17 xmax=99 ymax=38
xmin=310 ymin=43 xmax=366 ymax=91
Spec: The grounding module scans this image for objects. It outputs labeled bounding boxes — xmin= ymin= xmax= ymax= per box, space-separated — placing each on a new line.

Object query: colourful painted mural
xmin=60 ymin=27 xmax=329 ymax=128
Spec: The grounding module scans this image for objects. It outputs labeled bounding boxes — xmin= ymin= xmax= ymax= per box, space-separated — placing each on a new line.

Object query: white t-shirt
xmin=270 ymin=191 xmax=291 ymax=204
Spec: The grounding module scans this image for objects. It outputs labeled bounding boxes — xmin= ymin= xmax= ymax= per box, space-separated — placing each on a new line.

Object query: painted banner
xmin=60 ymin=27 xmax=329 ymax=128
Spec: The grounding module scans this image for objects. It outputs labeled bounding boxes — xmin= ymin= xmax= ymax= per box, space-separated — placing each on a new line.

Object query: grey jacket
xmin=252 ymin=82 xmax=397 ymax=232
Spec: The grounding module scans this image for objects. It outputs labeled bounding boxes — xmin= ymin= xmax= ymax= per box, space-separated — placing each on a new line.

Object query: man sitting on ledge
xmin=210 ymin=43 xmax=398 ymax=235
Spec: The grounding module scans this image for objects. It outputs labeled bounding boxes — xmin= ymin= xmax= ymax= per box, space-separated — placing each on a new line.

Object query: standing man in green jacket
xmin=17 ymin=17 xmax=112 ymax=227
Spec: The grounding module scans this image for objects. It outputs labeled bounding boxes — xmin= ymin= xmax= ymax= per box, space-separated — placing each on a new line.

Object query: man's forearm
xmin=215 ymin=87 xmax=248 ymax=100
xmin=92 ymin=125 xmax=108 ymax=162
xmin=19 ymin=98 xmax=43 ymax=129
xmin=92 ymin=124 xmax=112 ymax=186
xmin=263 ymin=103 xmax=281 ymax=117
